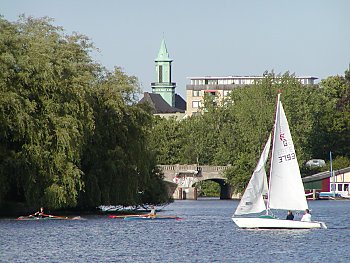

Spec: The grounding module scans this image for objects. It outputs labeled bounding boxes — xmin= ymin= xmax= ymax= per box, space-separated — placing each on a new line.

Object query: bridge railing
xmin=159 ymin=164 xmax=230 ymax=173
xmin=199 ymin=165 xmax=229 ymax=172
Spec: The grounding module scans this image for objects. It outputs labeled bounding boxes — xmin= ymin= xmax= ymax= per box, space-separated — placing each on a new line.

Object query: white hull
xmin=232 ymin=217 xmax=327 ymax=229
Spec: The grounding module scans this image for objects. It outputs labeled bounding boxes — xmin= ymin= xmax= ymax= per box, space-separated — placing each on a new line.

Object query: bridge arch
xmin=160 ymin=164 xmax=232 ymax=200
xmin=193 ymin=178 xmax=232 ymax=199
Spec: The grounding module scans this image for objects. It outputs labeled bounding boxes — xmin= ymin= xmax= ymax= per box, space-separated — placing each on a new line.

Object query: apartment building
xmin=186 ymin=75 xmax=318 ymax=116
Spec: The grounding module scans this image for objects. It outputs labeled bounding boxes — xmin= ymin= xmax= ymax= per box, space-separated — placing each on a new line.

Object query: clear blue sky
xmin=2 ymin=0 xmax=350 ymax=98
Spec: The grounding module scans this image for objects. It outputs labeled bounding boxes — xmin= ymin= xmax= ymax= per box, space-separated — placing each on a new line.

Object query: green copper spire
xmin=156 ymin=39 xmax=172 ymax=62
xmin=151 ymin=39 xmax=176 ymax=107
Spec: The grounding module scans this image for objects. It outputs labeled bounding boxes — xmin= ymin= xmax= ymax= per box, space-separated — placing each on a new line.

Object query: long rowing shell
xmin=16 ymin=215 xmax=82 ymax=220
xmin=123 ymin=215 xmax=182 ymax=221
xmin=108 ymin=214 xmax=148 ymax=219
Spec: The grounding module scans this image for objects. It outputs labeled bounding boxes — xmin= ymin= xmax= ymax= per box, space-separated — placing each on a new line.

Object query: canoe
xmin=16 ymin=215 xmax=82 ymax=221
xmin=108 ymin=214 xmax=148 ymax=219
xmin=123 ymin=215 xmax=182 ymax=221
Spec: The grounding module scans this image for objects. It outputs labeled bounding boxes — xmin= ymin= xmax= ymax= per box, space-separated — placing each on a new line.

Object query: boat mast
xmin=266 ymin=92 xmax=281 ymax=214
xmin=330 ymin=151 xmax=335 ymax=198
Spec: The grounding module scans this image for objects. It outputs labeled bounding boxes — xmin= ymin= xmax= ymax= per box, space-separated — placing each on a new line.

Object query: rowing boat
xmin=108 ymin=214 xmax=148 ymax=219
xmin=123 ymin=215 xmax=182 ymax=221
xmin=16 ymin=214 xmax=82 ymax=221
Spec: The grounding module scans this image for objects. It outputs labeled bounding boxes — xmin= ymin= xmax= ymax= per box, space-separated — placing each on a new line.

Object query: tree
xmin=0 ymin=16 xmax=97 ymax=208
xmin=312 ymin=73 xmax=350 ymax=160
xmin=148 ymin=117 xmax=183 ymax=164
xmin=80 ymin=67 xmax=170 ymax=208
xmin=0 ymin=16 xmax=171 ymax=210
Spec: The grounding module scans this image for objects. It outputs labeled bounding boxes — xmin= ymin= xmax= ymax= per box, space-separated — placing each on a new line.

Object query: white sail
xmin=267 ymin=95 xmax=308 ymax=211
xmin=234 ymin=134 xmax=271 ymax=215
xmin=232 ymin=93 xmax=326 ymax=229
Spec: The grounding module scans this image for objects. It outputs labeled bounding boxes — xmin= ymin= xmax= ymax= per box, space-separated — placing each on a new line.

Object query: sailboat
xmin=232 ymin=93 xmax=327 ymax=229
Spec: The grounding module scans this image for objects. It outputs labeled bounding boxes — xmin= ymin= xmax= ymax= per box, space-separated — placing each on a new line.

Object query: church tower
xmin=151 ymin=39 xmax=176 ymax=107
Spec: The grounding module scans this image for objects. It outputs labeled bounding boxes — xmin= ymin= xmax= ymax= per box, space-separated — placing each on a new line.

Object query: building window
xmin=158 ymin=65 xmax=163 ymax=83
xmin=331 ymin=184 xmax=335 ymax=191
xmin=192 ymin=90 xmax=200 ymax=97
xmin=192 ymin=101 xmax=201 ymax=108
xmin=338 ymin=184 xmax=343 ymax=191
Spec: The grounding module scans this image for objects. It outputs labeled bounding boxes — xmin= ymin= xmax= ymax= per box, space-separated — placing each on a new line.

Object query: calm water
xmin=0 ymin=199 xmax=349 ymax=263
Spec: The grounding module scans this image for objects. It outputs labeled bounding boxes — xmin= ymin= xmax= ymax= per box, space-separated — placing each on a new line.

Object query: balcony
xmin=151 ymin=82 xmax=176 ymax=87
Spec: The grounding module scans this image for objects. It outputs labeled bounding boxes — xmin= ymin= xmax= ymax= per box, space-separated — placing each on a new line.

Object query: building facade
xmin=303 ymin=167 xmax=350 ymax=198
xmin=186 ymin=75 xmax=318 ymax=117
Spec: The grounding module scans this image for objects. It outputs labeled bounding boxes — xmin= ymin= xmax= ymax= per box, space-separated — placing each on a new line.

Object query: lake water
xmin=0 ymin=199 xmax=349 ymax=263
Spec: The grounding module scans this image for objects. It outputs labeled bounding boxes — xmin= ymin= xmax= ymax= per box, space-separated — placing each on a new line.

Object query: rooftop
xmin=187 ymin=75 xmax=318 ymax=80
xmin=139 ymin=92 xmax=185 ymax=114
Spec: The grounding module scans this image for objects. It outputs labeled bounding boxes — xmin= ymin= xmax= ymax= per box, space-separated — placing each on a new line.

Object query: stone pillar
xmin=313 ymin=189 xmax=316 ymax=200
xmin=173 ymin=187 xmax=198 ymax=200
xmin=173 ymin=187 xmax=182 ymax=200
xmin=186 ymin=187 xmax=197 ymax=200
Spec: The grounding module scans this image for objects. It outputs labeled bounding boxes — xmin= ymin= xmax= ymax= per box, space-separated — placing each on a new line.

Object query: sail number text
xmin=278 ymin=153 xmax=296 ymax=163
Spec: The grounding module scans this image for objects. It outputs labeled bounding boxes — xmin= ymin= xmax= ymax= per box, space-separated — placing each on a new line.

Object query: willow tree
xmin=80 ymin=67 xmax=170 ymax=208
xmin=0 ymin=16 xmax=97 ymax=208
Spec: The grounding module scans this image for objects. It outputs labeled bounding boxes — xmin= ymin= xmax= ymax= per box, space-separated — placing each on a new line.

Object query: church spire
xmin=156 ymin=39 xmax=172 ymax=62
xmin=151 ymin=38 xmax=176 ymax=107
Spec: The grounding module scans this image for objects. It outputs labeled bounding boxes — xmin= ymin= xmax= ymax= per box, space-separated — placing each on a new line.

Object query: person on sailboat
xmin=301 ymin=209 xmax=312 ymax=222
xmin=286 ymin=210 xmax=294 ymax=220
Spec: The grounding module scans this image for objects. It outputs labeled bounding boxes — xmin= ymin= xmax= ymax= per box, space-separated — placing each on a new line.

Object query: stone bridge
xmin=159 ymin=164 xmax=233 ymax=200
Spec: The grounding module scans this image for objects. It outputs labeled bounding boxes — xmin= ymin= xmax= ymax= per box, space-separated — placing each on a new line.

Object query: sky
xmin=2 ymin=0 xmax=350 ymax=99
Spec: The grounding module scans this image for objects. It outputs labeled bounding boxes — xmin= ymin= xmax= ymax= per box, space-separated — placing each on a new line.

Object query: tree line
xmin=1 ymin=16 xmax=349 ymax=208
xmin=149 ymin=71 xmax=350 ymax=194
xmin=0 ymin=16 xmax=170 ymax=211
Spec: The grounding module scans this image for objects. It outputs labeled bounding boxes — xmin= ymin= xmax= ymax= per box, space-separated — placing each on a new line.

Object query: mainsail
xmin=267 ymin=95 xmax=308 ymax=211
xmin=234 ymin=134 xmax=271 ymax=216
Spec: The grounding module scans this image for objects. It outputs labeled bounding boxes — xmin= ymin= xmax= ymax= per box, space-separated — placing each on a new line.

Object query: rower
xmin=34 ymin=207 xmax=45 ymax=218
xmin=149 ymin=205 xmax=156 ymax=218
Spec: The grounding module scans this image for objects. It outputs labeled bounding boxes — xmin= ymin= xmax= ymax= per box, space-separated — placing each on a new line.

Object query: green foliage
xmin=150 ymin=71 xmax=350 ymax=192
xmin=197 ymin=180 xmax=220 ymax=197
xmin=140 ymin=165 xmax=171 ymax=205
xmin=2 ymin=14 xmax=349 ymax=208
xmin=328 ymin=156 xmax=350 ymax=171
xmin=311 ymin=75 xmax=350 ymax=159
xmin=80 ymin=67 xmax=167 ymax=207
xmin=0 ymin=16 xmax=96 ymax=208
xmin=148 ymin=117 xmax=183 ymax=164
xmin=0 ymin=16 xmax=170 ymax=210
